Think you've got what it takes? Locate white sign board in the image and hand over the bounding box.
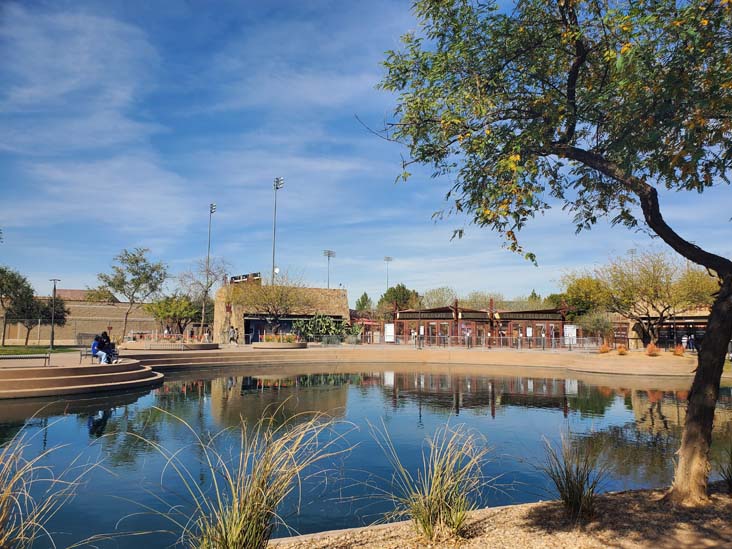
[526,327,533,338]
[384,323,395,343]
[564,324,578,345]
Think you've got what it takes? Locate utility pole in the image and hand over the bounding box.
[200,203,216,339]
[272,177,285,284]
[384,256,393,292]
[49,278,60,350]
[323,250,335,289]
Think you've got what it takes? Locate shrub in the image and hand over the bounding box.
[646,343,661,357]
[598,343,610,354]
[371,422,489,541]
[539,433,607,521]
[139,407,342,549]
[673,344,685,357]
[617,345,628,355]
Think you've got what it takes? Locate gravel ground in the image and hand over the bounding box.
[269,483,732,548]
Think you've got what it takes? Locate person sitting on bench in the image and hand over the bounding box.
[99,331,119,362]
[91,335,110,364]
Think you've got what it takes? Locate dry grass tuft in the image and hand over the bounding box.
[0,426,83,548]
[370,422,490,541]
[133,406,345,549]
[616,345,628,355]
[598,343,610,354]
[673,344,685,357]
[538,433,608,521]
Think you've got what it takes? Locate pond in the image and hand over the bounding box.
[1,364,731,548]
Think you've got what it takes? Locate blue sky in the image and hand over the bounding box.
[1,0,730,306]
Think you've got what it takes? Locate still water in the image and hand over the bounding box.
[2,364,731,548]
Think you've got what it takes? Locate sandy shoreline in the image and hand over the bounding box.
[269,482,732,548]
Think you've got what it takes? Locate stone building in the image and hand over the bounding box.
[0,289,158,345]
[213,274,350,344]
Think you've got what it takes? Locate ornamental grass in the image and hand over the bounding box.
[538,433,608,521]
[0,426,83,548]
[132,406,345,549]
[370,422,490,541]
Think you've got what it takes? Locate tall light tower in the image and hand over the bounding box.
[384,256,393,292]
[323,250,336,289]
[200,203,216,338]
[272,177,285,284]
[49,278,60,350]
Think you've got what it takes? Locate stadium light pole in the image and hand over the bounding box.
[200,203,216,339]
[323,250,336,289]
[49,278,60,350]
[272,177,285,284]
[384,256,393,292]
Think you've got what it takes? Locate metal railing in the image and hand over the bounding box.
[393,335,605,350]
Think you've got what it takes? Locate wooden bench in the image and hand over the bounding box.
[79,348,96,364]
[0,354,50,366]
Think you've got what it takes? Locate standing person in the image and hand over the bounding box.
[228,326,236,344]
[682,335,688,349]
[234,327,240,344]
[688,333,695,350]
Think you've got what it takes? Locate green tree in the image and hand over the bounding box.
[377,283,420,319]
[576,310,614,341]
[145,294,199,336]
[92,248,168,338]
[561,275,611,321]
[596,251,717,345]
[381,0,732,503]
[355,292,373,311]
[0,266,33,346]
[422,286,457,308]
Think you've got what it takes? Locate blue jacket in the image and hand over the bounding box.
[91,340,99,356]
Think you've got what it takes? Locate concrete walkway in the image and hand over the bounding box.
[2,345,726,380]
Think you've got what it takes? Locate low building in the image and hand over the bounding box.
[0,289,158,345]
[213,274,350,344]
[395,303,567,346]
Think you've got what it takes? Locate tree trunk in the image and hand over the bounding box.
[666,275,732,505]
[24,326,31,346]
[122,304,133,340]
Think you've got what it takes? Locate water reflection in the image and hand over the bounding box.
[1,368,732,546]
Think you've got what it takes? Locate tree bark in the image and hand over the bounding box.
[666,274,732,504]
[551,144,732,504]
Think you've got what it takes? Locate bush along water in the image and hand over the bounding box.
[370,422,490,541]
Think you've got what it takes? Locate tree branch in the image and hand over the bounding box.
[550,144,732,276]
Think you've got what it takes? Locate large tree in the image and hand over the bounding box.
[178,257,229,336]
[381,0,732,503]
[145,294,199,336]
[595,251,717,344]
[232,275,313,334]
[0,266,33,346]
[91,248,168,338]
[377,283,421,319]
[422,286,458,308]
[355,292,374,312]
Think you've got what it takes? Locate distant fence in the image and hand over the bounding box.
[0,317,158,346]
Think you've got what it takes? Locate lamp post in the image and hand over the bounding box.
[272,177,285,284]
[384,256,393,292]
[323,250,335,289]
[200,203,216,339]
[49,278,60,350]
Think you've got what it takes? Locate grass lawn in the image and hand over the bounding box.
[0,346,77,355]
